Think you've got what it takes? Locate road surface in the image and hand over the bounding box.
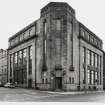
[0,87,105,102]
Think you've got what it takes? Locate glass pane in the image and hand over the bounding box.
[56,19,61,30]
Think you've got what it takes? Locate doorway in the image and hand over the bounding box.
[28,79,32,88]
[55,77,62,89]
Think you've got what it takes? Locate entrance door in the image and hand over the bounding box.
[28,79,32,88]
[55,77,62,89]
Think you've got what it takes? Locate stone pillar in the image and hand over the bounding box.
[27,47,29,87]
[85,49,88,90]
[12,54,14,83]
[8,54,10,83]
[32,41,36,88]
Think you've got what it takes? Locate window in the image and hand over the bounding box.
[10,54,13,78]
[46,78,48,84]
[36,20,40,34]
[29,26,35,36]
[42,79,44,84]
[100,56,102,85]
[91,71,94,85]
[87,70,90,84]
[82,71,85,84]
[95,54,98,68]
[19,34,24,41]
[91,52,94,66]
[43,20,47,34]
[69,22,73,66]
[82,30,85,37]
[82,47,86,64]
[55,38,61,62]
[14,53,18,67]
[18,51,22,66]
[23,49,27,66]
[90,35,94,43]
[69,22,73,41]
[24,30,29,39]
[43,20,47,60]
[15,37,19,44]
[56,19,61,31]
[69,77,74,84]
[23,32,26,39]
[87,50,91,65]
[29,46,32,75]
[95,71,98,84]
[72,77,74,84]
[87,33,90,41]
[69,77,71,84]
[45,39,47,56]
[82,47,86,84]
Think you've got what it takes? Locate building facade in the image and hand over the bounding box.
[103,52,105,90]
[0,49,7,84]
[7,2,103,91]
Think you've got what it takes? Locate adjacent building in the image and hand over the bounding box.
[7,2,103,91]
[0,49,7,84]
[103,52,105,90]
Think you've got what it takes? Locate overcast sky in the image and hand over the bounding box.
[0,0,105,50]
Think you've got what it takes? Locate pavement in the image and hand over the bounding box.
[44,90,104,95]
[0,87,105,102]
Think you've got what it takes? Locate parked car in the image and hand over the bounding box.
[4,82,15,88]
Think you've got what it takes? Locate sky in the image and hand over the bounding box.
[0,0,105,50]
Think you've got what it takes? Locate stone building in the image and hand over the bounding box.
[7,2,103,91]
[0,49,7,84]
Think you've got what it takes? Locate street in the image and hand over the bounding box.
[0,87,105,102]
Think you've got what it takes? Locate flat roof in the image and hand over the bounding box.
[79,21,103,43]
[8,19,40,41]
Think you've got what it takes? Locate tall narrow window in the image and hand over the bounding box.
[87,50,90,65]
[42,20,47,71]
[14,53,18,67]
[82,47,86,84]
[95,54,98,68]
[43,20,47,56]
[82,47,85,64]
[56,19,61,31]
[95,71,98,84]
[18,51,22,67]
[69,77,71,84]
[23,49,27,66]
[23,48,27,83]
[72,77,74,84]
[87,33,90,41]
[82,30,85,37]
[29,26,35,36]
[20,34,23,41]
[91,71,94,85]
[100,56,102,85]
[91,52,94,66]
[10,54,13,81]
[70,21,73,67]
[29,46,32,75]
[43,20,47,35]
[87,70,90,84]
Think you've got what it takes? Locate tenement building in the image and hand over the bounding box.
[0,49,7,85]
[7,2,103,91]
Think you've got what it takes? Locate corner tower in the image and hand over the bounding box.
[40,2,78,90]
